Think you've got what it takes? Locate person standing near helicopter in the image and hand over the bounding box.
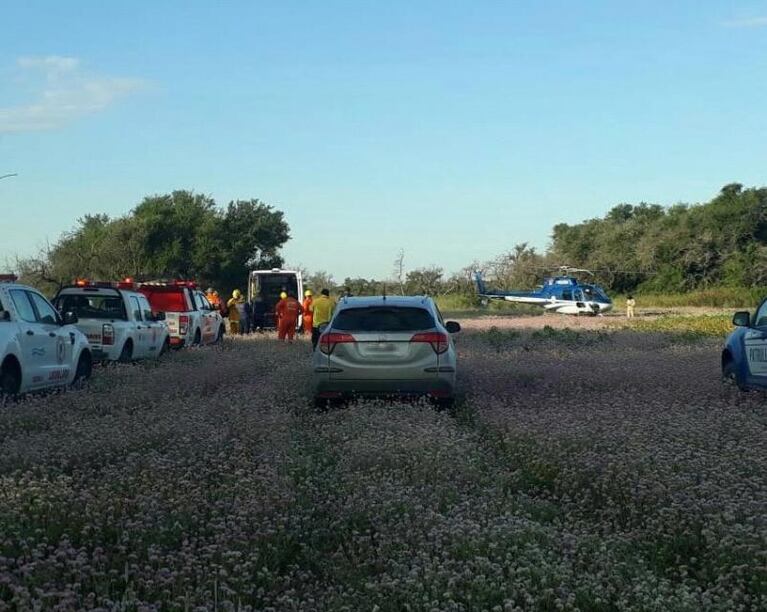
[626,295,636,318]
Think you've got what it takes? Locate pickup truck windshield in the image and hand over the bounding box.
[56,294,127,320]
[332,307,435,332]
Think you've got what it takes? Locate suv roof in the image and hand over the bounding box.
[335,295,435,309]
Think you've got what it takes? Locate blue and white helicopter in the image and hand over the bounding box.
[473,267,613,315]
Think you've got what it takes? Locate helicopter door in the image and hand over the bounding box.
[573,288,586,308]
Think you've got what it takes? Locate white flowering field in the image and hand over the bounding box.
[1,320,766,611]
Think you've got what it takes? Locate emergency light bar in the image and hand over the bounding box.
[0,274,18,283]
[140,279,198,289]
[71,279,135,290]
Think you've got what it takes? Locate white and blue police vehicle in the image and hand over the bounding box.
[722,301,767,390]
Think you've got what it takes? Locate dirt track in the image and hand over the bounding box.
[1,320,766,610]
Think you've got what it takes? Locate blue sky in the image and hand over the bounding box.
[1,1,766,280]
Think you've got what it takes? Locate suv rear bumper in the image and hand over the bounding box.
[313,376,454,399]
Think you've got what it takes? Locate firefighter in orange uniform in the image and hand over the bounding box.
[206,287,221,309]
[302,290,314,335]
[275,291,303,342]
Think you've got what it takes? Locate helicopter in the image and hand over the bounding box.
[473,266,613,315]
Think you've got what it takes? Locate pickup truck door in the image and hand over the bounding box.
[194,292,215,343]
[27,290,73,384]
[138,295,163,355]
[128,295,149,358]
[9,289,51,388]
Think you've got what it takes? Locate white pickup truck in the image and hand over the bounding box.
[54,282,170,362]
[1,275,92,396]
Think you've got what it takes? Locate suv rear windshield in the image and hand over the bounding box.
[56,293,127,320]
[332,306,435,332]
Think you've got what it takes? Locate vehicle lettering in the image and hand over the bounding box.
[48,368,70,381]
[31,348,45,357]
[749,347,767,362]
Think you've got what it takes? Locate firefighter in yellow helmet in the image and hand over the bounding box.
[275,291,303,342]
[227,289,244,335]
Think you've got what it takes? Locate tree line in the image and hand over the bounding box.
[14,182,767,299]
[15,190,290,295]
[307,183,767,297]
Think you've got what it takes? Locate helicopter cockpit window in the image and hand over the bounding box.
[586,286,609,302]
[561,290,573,301]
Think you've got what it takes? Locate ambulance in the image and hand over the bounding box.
[247,269,304,329]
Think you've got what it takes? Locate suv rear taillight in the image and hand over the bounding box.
[179,315,190,336]
[410,332,449,354]
[102,324,115,346]
[319,332,355,354]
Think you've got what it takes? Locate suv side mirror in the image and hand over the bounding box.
[154,312,166,322]
[62,311,79,325]
[445,321,461,334]
[733,311,750,327]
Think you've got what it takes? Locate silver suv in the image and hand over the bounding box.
[311,296,460,406]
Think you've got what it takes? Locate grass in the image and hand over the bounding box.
[435,294,543,319]
[3,328,767,609]
[613,287,765,309]
[621,314,734,338]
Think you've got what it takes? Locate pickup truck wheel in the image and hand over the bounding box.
[215,325,225,344]
[0,359,21,397]
[72,351,92,388]
[193,329,202,346]
[118,341,133,363]
[159,337,170,357]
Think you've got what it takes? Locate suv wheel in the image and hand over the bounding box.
[722,359,746,391]
[193,329,202,346]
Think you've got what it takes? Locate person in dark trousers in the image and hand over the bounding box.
[235,294,249,335]
[251,293,267,332]
[242,300,252,335]
[310,288,335,350]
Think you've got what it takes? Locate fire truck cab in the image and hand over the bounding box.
[138,281,225,348]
